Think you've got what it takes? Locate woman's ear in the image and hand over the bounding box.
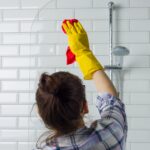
[81,100,89,114]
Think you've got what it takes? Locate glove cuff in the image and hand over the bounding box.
[76,51,104,80]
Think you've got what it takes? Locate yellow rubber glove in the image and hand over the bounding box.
[62,21,103,80]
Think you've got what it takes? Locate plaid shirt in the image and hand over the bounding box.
[35,93,128,150]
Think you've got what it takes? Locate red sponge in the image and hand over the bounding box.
[62,19,79,65]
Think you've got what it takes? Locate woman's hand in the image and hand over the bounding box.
[62,21,90,56]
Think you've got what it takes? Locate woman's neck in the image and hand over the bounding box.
[54,119,85,137]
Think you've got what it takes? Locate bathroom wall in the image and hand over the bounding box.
[0,0,150,149]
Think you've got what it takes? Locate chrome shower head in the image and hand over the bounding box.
[112,46,129,56]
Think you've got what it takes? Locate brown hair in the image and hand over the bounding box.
[36,71,86,137]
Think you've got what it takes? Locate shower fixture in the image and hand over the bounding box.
[112,46,129,56]
[104,1,129,80]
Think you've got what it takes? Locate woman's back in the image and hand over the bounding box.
[35,93,127,150]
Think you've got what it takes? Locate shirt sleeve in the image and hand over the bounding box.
[96,92,128,134]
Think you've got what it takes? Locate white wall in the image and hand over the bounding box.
[0,0,150,150]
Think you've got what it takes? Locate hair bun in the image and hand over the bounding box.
[39,73,49,88]
[39,72,58,95]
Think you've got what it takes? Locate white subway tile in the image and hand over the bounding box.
[0,32,3,43]
[3,33,37,44]
[0,142,17,150]
[127,44,150,55]
[128,130,150,142]
[93,0,129,7]
[0,22,19,32]
[76,8,149,20]
[126,143,131,150]
[129,118,150,129]
[93,20,108,32]
[0,69,17,79]
[38,33,67,44]
[122,93,130,104]
[130,0,150,7]
[21,21,56,32]
[19,69,37,80]
[0,117,17,128]
[93,20,129,31]
[123,80,150,92]
[37,56,74,67]
[1,81,35,91]
[18,117,44,129]
[1,105,32,116]
[19,93,35,104]
[114,32,149,43]
[88,32,109,44]
[75,9,108,19]
[0,0,19,9]
[123,56,149,68]
[112,69,130,80]
[0,57,2,67]
[130,93,150,104]
[86,92,93,105]
[18,142,36,150]
[2,57,36,67]
[56,44,68,55]
[0,93,17,104]
[57,0,92,8]
[0,45,18,56]
[19,68,55,79]
[20,45,55,56]
[130,20,150,31]
[115,8,149,19]
[0,130,35,142]
[3,9,38,21]
[39,9,74,20]
[129,68,150,80]
[93,44,109,55]
[131,143,150,150]
[83,80,97,92]
[21,0,56,8]
[0,11,2,21]
[79,20,93,31]
[126,105,150,117]
[96,56,109,65]
[20,45,42,56]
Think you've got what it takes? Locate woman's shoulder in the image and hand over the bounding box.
[33,130,56,150]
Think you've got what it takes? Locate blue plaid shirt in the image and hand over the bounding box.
[35,93,128,150]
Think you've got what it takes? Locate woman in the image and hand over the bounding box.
[35,20,128,150]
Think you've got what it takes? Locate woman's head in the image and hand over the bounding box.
[36,71,88,135]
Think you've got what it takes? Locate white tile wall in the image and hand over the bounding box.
[93,0,130,7]
[57,0,92,8]
[3,10,38,21]
[0,45,19,56]
[130,0,150,7]
[39,9,74,20]
[0,0,150,150]
[0,142,17,150]
[21,0,56,9]
[0,0,20,9]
